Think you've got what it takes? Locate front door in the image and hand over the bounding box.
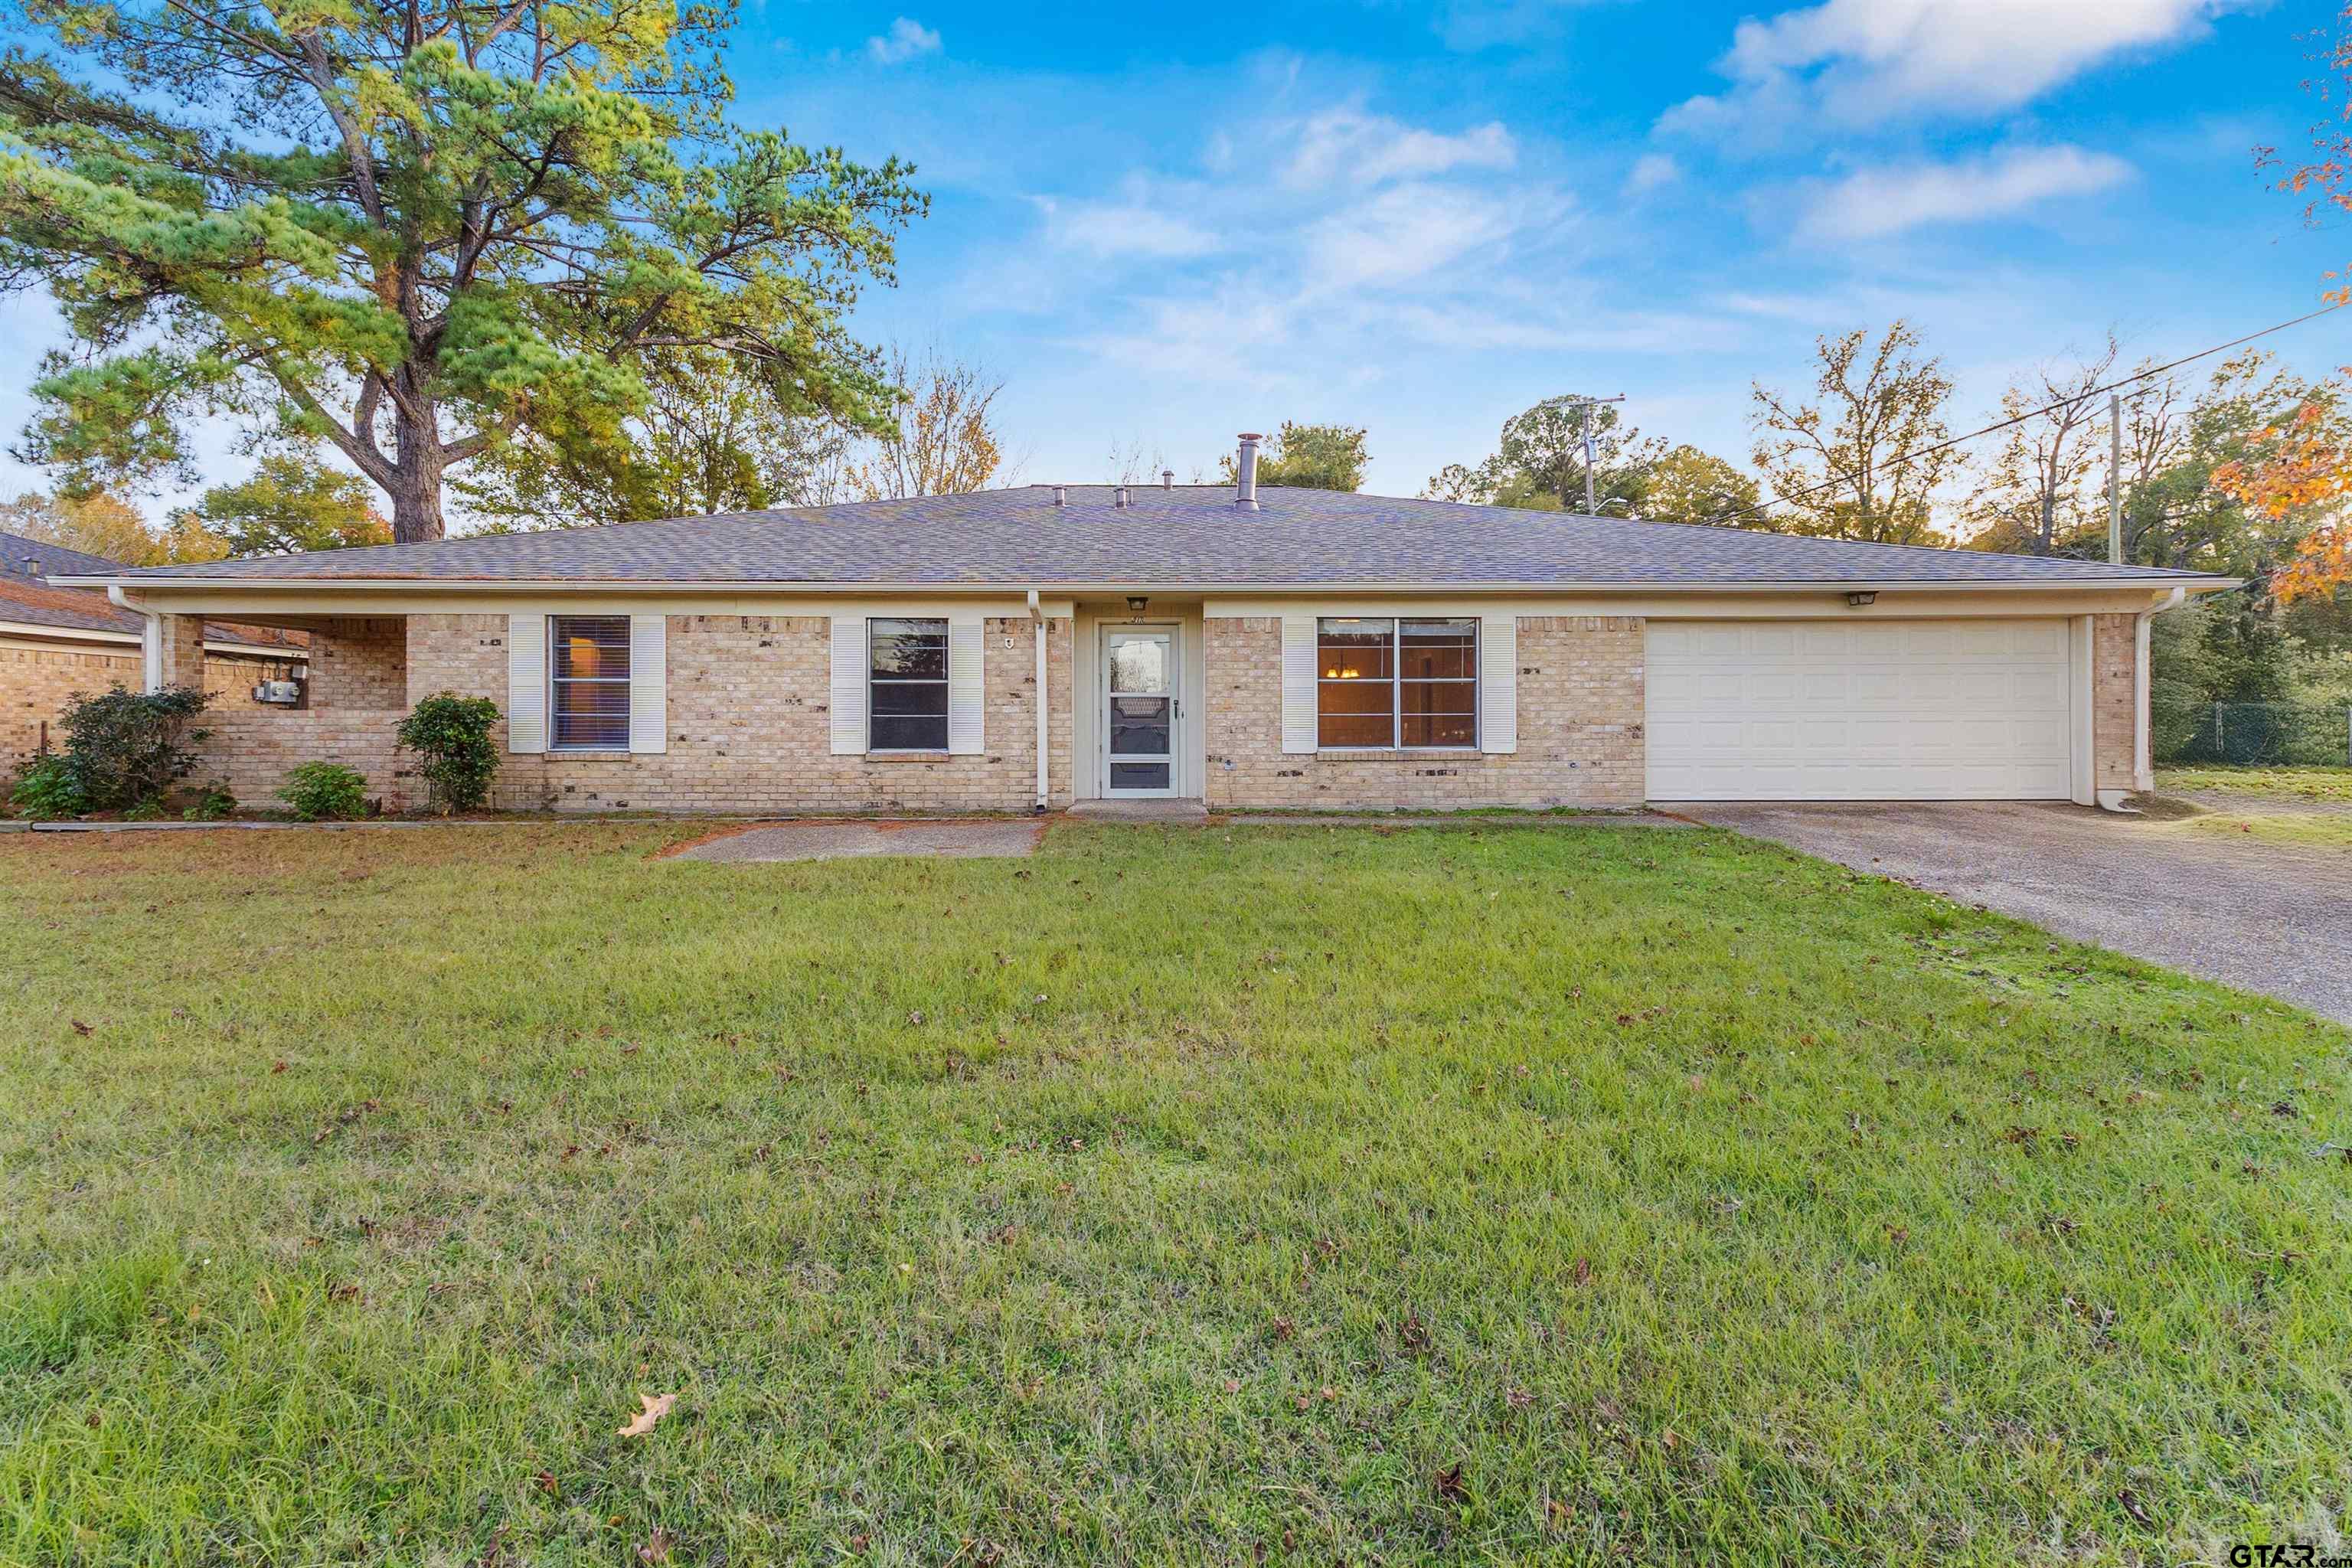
[1103,627,1179,797]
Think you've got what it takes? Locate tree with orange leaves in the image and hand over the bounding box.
[2233,5,2352,602]
[2213,395,2352,602]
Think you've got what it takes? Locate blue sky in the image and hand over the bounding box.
[3,0,2345,510]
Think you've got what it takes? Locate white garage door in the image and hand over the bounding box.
[1646,619,2075,801]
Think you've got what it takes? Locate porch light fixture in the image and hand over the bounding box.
[1846,591,1877,607]
[1126,596,1148,612]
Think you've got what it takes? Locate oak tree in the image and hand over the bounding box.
[1220,422,1370,492]
[1965,335,2121,558]
[188,454,391,554]
[845,343,1008,501]
[1749,322,1957,545]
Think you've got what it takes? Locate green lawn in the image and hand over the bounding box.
[2158,765,2352,802]
[2,822,2346,1565]
[2181,812,2352,848]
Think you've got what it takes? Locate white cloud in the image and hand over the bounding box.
[1663,0,2249,137]
[865,17,941,66]
[1791,145,2135,243]
[1282,106,1517,190]
[1031,195,1223,260]
[1624,153,1681,196]
[1305,184,1524,289]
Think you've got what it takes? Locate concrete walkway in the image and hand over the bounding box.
[1677,800,2352,1024]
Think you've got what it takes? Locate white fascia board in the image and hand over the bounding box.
[0,618,303,658]
[52,577,2239,608]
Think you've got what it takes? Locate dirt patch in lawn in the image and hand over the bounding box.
[666,818,1047,862]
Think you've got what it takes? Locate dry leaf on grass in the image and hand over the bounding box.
[616,1392,676,1437]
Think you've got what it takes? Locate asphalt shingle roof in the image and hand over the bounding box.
[3,531,128,586]
[2,531,305,648]
[65,488,2225,588]
[0,572,140,634]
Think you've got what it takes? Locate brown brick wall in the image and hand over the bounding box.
[2092,612,2138,794]
[1201,615,1647,810]
[183,616,413,810]
[2,642,291,773]
[309,617,407,708]
[2,645,141,768]
[194,711,407,812]
[406,612,1075,814]
[156,613,205,691]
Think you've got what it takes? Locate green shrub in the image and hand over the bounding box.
[182,781,237,822]
[278,761,369,822]
[395,692,502,813]
[57,684,210,812]
[122,796,166,822]
[7,756,83,820]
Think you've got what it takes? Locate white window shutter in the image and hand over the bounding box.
[506,612,546,754]
[947,616,985,754]
[1280,613,1318,753]
[627,614,667,754]
[829,616,867,755]
[1479,613,1518,754]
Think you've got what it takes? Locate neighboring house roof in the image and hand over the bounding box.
[2,531,126,583]
[1,530,306,652]
[57,488,2228,590]
[0,571,140,635]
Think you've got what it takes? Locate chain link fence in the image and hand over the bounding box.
[2154,701,2352,767]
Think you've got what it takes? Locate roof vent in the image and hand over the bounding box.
[1161,469,1174,491]
[1115,485,1131,508]
[1235,433,1263,512]
[1052,485,1066,506]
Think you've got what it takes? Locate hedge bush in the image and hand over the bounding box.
[278,761,370,822]
[8,756,84,820]
[396,692,502,813]
[57,684,210,812]
[182,781,237,821]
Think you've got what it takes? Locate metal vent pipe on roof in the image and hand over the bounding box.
[1161,469,1174,490]
[1052,485,1066,506]
[1115,485,1131,508]
[1235,433,1263,511]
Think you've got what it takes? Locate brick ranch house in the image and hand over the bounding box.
[53,440,2233,815]
[4,531,308,769]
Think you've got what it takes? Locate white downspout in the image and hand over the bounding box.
[109,585,162,693]
[1027,589,1048,812]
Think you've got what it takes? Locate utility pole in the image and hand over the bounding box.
[1550,394,1626,514]
[2109,392,2124,566]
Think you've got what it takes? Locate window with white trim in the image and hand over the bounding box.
[1316,617,1478,749]
[869,617,950,750]
[550,616,631,750]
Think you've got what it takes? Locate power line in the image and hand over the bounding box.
[1701,299,2347,531]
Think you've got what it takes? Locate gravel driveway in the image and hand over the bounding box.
[1674,801,2352,1024]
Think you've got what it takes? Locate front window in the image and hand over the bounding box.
[869,617,949,750]
[550,616,630,750]
[1317,617,1478,749]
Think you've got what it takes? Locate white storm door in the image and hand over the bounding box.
[1103,627,1179,798]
